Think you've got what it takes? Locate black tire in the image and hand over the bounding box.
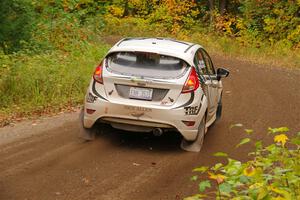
[180,117,205,152]
[215,93,223,122]
[216,101,222,121]
[79,108,96,141]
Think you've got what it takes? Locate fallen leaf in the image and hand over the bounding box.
[82,177,90,185]
[133,162,140,166]
[236,138,251,148]
[230,123,243,129]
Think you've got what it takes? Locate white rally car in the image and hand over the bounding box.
[79,37,229,152]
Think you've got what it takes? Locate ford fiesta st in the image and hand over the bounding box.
[79,37,229,152]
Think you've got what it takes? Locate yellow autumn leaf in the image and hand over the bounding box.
[267,186,292,199]
[274,134,289,147]
[208,172,226,184]
[272,197,285,200]
[243,165,256,177]
[249,182,263,189]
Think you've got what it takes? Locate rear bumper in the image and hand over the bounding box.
[84,91,208,141]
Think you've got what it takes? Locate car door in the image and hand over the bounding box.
[199,49,221,122]
[193,49,214,122]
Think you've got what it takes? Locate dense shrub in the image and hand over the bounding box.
[237,0,300,47]
[185,126,300,200]
[0,0,36,54]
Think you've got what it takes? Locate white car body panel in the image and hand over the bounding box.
[83,38,224,141]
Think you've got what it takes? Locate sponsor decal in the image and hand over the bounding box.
[160,100,168,105]
[184,106,200,115]
[86,92,97,103]
[124,105,152,112]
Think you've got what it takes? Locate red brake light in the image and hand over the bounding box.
[86,108,96,114]
[93,63,103,84]
[182,67,200,93]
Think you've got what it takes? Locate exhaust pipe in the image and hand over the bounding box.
[153,128,163,136]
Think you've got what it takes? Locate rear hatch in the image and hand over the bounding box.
[102,51,190,106]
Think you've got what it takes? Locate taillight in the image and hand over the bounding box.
[86,108,96,114]
[93,63,103,84]
[182,67,200,93]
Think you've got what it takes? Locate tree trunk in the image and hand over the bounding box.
[122,0,129,17]
[0,42,8,55]
[219,0,227,15]
[208,0,215,25]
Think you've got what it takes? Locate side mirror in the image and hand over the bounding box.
[216,68,230,81]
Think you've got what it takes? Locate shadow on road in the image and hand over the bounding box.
[91,123,184,153]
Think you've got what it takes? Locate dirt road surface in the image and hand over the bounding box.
[0,56,299,200]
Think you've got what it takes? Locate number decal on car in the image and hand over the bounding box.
[184,106,200,115]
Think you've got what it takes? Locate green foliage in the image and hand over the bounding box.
[199,180,211,193]
[237,0,300,48]
[186,127,300,199]
[0,0,36,54]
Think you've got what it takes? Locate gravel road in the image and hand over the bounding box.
[0,55,299,200]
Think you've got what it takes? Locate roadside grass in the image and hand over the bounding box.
[0,42,110,125]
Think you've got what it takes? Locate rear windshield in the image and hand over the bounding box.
[107,52,188,79]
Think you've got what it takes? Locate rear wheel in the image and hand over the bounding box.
[79,108,96,141]
[180,117,206,152]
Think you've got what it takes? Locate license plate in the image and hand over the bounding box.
[129,87,153,100]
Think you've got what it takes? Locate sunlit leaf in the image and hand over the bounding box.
[213,152,228,157]
[257,187,268,200]
[198,180,211,192]
[236,138,251,148]
[230,123,243,129]
[268,127,289,134]
[239,175,249,183]
[266,144,276,152]
[208,172,226,184]
[244,129,253,134]
[212,163,223,171]
[219,183,232,194]
[193,166,209,173]
[268,186,292,199]
[184,194,207,200]
[255,141,262,150]
[243,165,256,177]
[190,175,198,181]
[274,134,288,147]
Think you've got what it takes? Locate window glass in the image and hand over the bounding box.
[193,50,207,74]
[201,49,215,75]
[108,52,188,79]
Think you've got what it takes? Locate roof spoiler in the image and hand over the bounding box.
[116,37,193,48]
